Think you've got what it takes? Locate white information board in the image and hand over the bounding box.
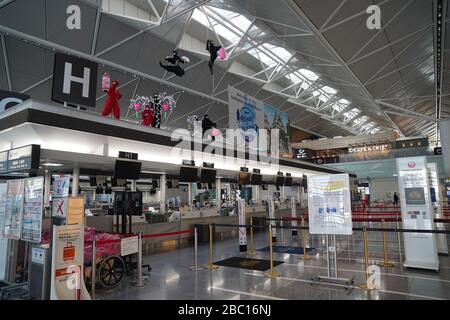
[0,183,8,280]
[428,162,448,255]
[307,174,352,235]
[3,179,25,239]
[121,236,139,256]
[396,156,439,271]
[21,177,44,243]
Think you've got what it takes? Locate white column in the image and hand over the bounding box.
[440,120,450,177]
[160,173,166,214]
[44,169,51,207]
[188,183,192,207]
[254,185,260,203]
[281,186,285,201]
[130,180,136,191]
[297,185,301,203]
[216,177,221,209]
[72,167,80,197]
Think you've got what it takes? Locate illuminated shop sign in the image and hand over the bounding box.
[348,143,389,153]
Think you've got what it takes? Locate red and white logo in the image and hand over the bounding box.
[407,161,416,168]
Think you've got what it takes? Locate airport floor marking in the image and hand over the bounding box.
[210,286,286,300]
[244,273,444,300]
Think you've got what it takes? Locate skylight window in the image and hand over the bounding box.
[322,86,337,95]
[343,108,360,120]
[298,69,319,81]
[354,116,368,126]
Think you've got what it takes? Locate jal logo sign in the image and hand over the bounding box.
[52,53,98,108]
[408,161,416,168]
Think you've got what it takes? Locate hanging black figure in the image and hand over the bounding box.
[206,40,222,75]
[159,50,190,77]
[202,114,217,141]
[151,93,162,128]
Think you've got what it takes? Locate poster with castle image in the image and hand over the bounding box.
[263,103,292,157]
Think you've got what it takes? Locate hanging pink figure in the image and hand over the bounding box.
[102,80,122,119]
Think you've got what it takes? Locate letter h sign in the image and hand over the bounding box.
[52,53,98,108]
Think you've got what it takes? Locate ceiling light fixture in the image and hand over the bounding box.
[42,163,64,167]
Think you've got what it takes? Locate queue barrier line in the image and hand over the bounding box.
[142,229,193,239]
[211,223,450,234]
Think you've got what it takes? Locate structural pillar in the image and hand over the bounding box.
[44,169,51,207]
[216,177,221,210]
[188,183,192,208]
[72,167,80,197]
[440,120,450,177]
[160,173,166,214]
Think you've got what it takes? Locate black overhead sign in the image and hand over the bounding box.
[0,145,40,174]
[0,89,30,112]
[52,53,98,108]
[119,151,138,160]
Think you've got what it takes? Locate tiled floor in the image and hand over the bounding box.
[96,227,450,300]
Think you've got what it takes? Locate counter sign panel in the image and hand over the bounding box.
[0,151,7,174]
[6,145,40,172]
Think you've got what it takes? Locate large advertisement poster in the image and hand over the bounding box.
[307,174,352,235]
[228,86,265,147]
[3,179,25,239]
[21,177,44,243]
[0,184,8,280]
[396,156,439,271]
[264,103,291,156]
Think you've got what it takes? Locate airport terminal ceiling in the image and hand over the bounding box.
[0,0,447,144]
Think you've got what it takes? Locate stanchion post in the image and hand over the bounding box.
[91,240,96,300]
[204,224,219,269]
[248,217,257,256]
[264,224,280,278]
[359,226,373,290]
[380,219,394,267]
[190,228,203,271]
[136,232,144,286]
[299,217,311,260]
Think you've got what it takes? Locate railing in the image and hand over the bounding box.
[337,147,435,163]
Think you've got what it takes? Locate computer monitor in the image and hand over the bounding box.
[250,174,262,185]
[200,169,216,183]
[179,166,198,182]
[114,159,142,180]
[238,172,251,184]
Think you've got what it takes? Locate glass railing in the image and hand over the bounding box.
[330,147,435,163]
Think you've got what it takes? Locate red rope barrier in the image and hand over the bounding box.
[142,229,193,239]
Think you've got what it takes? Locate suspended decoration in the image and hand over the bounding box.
[218,47,227,61]
[128,95,151,121]
[160,94,176,120]
[102,72,111,92]
[206,40,222,75]
[186,115,199,129]
[159,50,190,77]
[101,80,121,119]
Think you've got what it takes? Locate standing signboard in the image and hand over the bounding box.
[396,157,439,271]
[3,179,25,239]
[50,224,89,300]
[237,198,247,252]
[52,175,71,224]
[67,197,84,226]
[0,183,8,280]
[21,177,44,243]
[53,175,71,198]
[307,174,352,235]
[290,197,298,236]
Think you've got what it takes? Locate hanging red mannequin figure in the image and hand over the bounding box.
[141,104,153,126]
[102,80,121,119]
